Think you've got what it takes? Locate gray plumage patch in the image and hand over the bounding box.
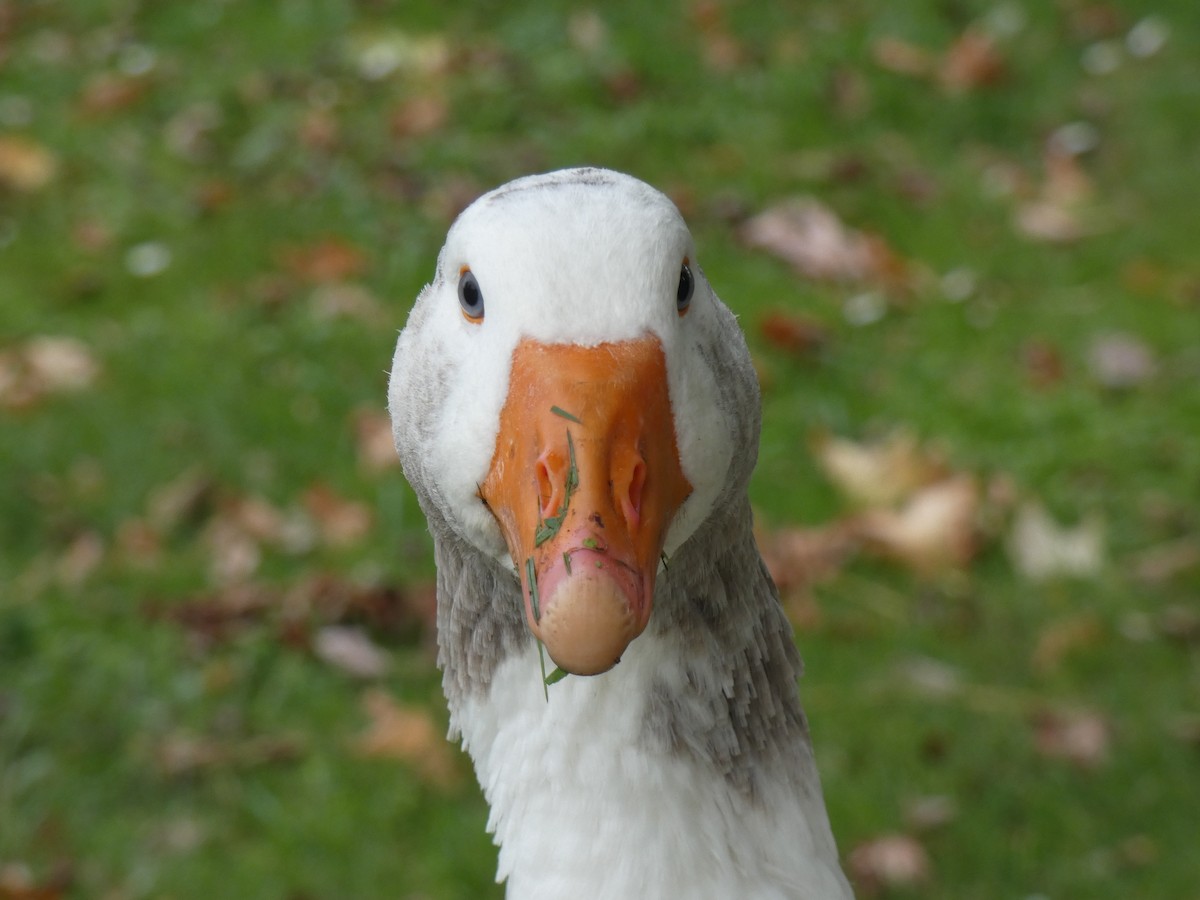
[643,496,815,802]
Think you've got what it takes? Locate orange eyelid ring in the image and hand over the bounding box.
[458,265,485,323]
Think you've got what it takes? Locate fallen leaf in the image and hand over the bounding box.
[739,198,908,288]
[1009,502,1104,580]
[688,0,745,73]
[811,430,947,509]
[1032,708,1111,769]
[353,409,399,474]
[1131,537,1200,584]
[155,732,304,777]
[353,688,459,787]
[390,94,449,140]
[758,522,858,593]
[146,467,216,534]
[847,834,931,895]
[1020,338,1066,388]
[1015,149,1103,243]
[939,28,1007,93]
[1157,604,1200,647]
[314,625,391,679]
[303,484,373,547]
[904,794,958,833]
[1086,332,1157,388]
[758,311,829,358]
[277,238,368,283]
[0,135,57,191]
[0,337,100,410]
[1032,614,1104,674]
[871,36,934,76]
[205,514,262,584]
[856,475,979,574]
[55,531,104,587]
[309,282,385,324]
[344,30,450,81]
[0,861,68,900]
[78,72,151,116]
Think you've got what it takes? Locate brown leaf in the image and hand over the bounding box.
[855,475,980,575]
[904,794,958,833]
[0,862,68,900]
[303,484,373,547]
[1032,708,1111,769]
[390,94,449,140]
[871,36,934,76]
[277,238,368,283]
[1015,150,1103,243]
[939,28,1006,93]
[1131,537,1200,584]
[811,430,948,509]
[847,834,931,895]
[146,467,216,534]
[0,337,100,410]
[55,531,105,587]
[1020,338,1066,388]
[155,732,304,777]
[314,625,390,679]
[78,72,150,116]
[0,136,57,192]
[353,409,399,474]
[758,311,829,358]
[758,523,858,593]
[1032,614,1104,675]
[353,688,459,787]
[740,199,907,287]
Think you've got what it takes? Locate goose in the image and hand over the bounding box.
[388,167,854,899]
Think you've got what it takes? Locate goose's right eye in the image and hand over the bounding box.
[459,269,485,322]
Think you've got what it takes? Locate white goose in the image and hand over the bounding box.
[388,168,853,899]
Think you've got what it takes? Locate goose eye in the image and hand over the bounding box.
[676,262,694,314]
[458,269,485,321]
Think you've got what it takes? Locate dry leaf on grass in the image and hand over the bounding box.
[353,409,399,474]
[1009,502,1104,580]
[739,198,908,288]
[811,430,947,509]
[758,522,859,593]
[1087,332,1157,389]
[1015,149,1105,243]
[1032,614,1104,674]
[1032,708,1112,769]
[314,625,390,679]
[0,862,69,900]
[939,28,1007,92]
[847,833,931,895]
[1131,537,1200,584]
[353,688,459,787]
[0,136,58,192]
[871,36,934,76]
[303,484,373,547]
[0,337,100,410]
[277,237,368,283]
[855,475,980,575]
[155,732,305,777]
[758,311,829,358]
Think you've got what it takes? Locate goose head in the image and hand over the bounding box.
[389,167,760,676]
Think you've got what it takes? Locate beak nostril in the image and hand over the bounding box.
[623,459,646,528]
[535,454,559,521]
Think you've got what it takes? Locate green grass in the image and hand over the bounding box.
[2,1,1198,897]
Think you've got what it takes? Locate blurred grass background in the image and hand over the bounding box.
[1,0,1198,897]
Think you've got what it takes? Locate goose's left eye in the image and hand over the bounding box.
[459,269,485,321]
[676,262,694,315]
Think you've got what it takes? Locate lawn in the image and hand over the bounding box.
[1,1,1198,898]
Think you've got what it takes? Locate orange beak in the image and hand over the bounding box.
[479,337,692,675]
